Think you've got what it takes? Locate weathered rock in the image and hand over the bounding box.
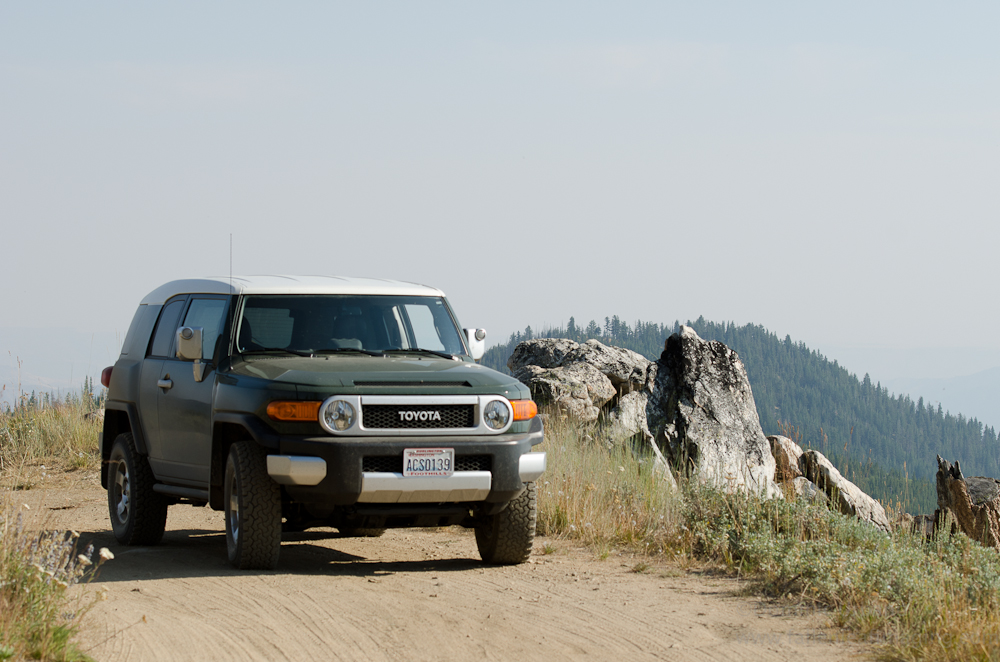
[509,328,782,498]
[966,475,1000,506]
[512,361,616,423]
[799,450,890,532]
[647,326,780,498]
[507,338,580,373]
[935,455,1000,550]
[792,476,827,504]
[509,338,650,423]
[564,340,651,393]
[608,391,652,440]
[769,435,803,483]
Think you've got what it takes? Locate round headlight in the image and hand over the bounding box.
[483,400,511,430]
[322,399,356,431]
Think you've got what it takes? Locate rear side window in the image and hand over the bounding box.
[148,299,186,358]
[119,306,145,356]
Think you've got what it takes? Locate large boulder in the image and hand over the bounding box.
[935,455,1000,550]
[564,340,651,393]
[800,450,890,532]
[647,326,780,498]
[511,362,616,422]
[508,327,781,498]
[508,338,650,423]
[508,338,580,372]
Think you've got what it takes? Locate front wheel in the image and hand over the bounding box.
[225,441,282,570]
[107,433,168,545]
[475,482,537,565]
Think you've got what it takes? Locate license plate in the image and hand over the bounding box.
[403,448,454,477]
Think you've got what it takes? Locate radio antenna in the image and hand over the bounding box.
[229,233,233,291]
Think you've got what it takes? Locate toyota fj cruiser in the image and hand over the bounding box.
[99,276,545,570]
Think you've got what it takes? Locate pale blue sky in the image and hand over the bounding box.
[3,3,1000,413]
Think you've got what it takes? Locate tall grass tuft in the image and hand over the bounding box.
[537,411,1000,661]
[0,383,104,474]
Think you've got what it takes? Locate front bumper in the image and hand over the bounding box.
[272,415,544,506]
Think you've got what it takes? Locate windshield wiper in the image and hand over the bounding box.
[383,348,460,361]
[313,347,387,357]
[242,347,315,358]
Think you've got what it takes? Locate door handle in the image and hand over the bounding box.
[157,379,173,390]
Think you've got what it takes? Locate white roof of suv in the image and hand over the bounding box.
[140,276,445,305]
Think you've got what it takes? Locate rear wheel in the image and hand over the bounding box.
[225,441,282,570]
[107,433,168,545]
[475,482,536,565]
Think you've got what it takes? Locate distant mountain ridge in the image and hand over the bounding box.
[885,367,1000,432]
[483,316,999,513]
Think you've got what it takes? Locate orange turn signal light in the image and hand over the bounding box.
[510,400,537,421]
[267,401,321,422]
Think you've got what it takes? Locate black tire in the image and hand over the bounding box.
[107,432,168,546]
[225,441,282,570]
[338,527,386,538]
[475,482,536,565]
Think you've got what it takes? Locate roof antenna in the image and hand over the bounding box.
[229,233,233,292]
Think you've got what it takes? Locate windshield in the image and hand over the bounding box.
[235,295,468,356]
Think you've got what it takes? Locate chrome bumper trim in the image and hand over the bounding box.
[358,471,492,503]
[519,452,547,482]
[267,455,327,486]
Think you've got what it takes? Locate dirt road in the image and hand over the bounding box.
[17,470,869,661]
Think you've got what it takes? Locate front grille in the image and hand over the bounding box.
[362,404,475,429]
[455,455,491,472]
[363,456,400,473]
[362,455,492,473]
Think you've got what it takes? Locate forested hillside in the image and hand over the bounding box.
[484,316,999,513]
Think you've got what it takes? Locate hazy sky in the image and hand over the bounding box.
[3,2,1000,398]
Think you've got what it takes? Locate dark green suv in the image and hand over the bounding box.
[100,276,545,569]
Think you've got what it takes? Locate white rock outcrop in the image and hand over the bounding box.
[800,450,890,532]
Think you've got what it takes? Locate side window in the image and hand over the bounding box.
[183,298,228,360]
[148,299,186,358]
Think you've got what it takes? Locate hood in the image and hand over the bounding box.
[229,354,521,391]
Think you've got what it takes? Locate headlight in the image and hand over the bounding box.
[483,400,511,430]
[322,399,356,431]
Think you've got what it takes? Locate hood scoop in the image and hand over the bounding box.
[353,380,472,388]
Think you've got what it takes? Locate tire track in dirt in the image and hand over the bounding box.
[15,473,871,662]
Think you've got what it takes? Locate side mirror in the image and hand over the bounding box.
[176,327,208,382]
[464,328,486,362]
[176,327,203,361]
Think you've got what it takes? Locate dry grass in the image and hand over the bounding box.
[0,390,103,477]
[536,415,680,557]
[536,411,1000,662]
